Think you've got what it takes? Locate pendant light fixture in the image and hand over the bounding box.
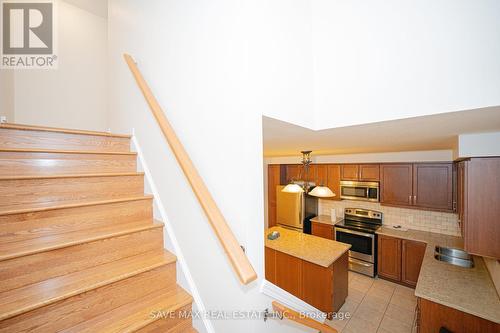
[282,150,311,193]
[281,183,304,193]
[308,185,335,198]
[281,150,335,198]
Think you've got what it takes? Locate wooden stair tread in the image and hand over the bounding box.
[0,123,131,138]
[0,250,176,321]
[0,195,153,216]
[0,148,137,155]
[0,171,144,180]
[0,220,163,261]
[0,123,195,330]
[0,265,176,332]
[62,285,193,333]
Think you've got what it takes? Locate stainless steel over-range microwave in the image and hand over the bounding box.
[339,180,379,202]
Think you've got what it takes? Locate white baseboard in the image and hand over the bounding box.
[132,132,214,333]
[260,279,327,323]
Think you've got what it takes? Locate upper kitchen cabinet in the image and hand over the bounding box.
[285,164,301,183]
[413,163,453,211]
[310,164,328,186]
[359,164,380,181]
[326,164,341,200]
[340,164,359,180]
[380,164,413,207]
[458,158,500,259]
[341,164,380,181]
[381,163,454,212]
[268,164,282,227]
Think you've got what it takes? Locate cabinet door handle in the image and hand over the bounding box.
[409,195,412,203]
[414,195,417,203]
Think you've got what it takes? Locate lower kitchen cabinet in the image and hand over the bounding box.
[311,222,334,240]
[378,235,402,281]
[265,247,348,317]
[275,250,302,297]
[378,234,425,287]
[401,239,426,287]
[417,298,500,333]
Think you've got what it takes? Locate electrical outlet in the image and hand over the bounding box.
[0,116,7,123]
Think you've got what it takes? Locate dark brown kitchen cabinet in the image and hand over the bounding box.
[340,164,359,180]
[341,164,380,181]
[275,250,302,298]
[309,164,328,186]
[377,235,402,282]
[456,161,465,237]
[380,164,413,206]
[378,234,425,287]
[267,165,281,228]
[458,158,500,259]
[359,164,380,181]
[418,297,500,333]
[265,247,349,317]
[380,163,454,213]
[413,163,453,211]
[326,164,341,201]
[401,239,426,287]
[285,164,301,183]
[311,222,334,240]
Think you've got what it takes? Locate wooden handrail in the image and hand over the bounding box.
[123,54,257,285]
[272,301,337,333]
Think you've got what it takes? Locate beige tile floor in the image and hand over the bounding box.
[326,271,418,333]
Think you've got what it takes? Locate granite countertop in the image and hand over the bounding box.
[377,226,500,324]
[265,226,351,267]
[310,215,343,226]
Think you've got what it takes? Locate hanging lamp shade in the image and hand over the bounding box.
[281,183,304,193]
[308,186,335,198]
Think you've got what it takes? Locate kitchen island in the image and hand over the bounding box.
[265,226,351,318]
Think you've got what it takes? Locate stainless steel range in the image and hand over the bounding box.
[334,208,382,277]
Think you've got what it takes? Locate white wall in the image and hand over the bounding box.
[108,1,313,332]
[0,70,15,122]
[457,132,500,158]
[311,0,500,129]
[247,0,315,129]
[13,1,108,131]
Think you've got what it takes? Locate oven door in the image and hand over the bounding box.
[335,227,375,263]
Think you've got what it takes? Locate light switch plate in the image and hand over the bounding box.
[0,116,7,123]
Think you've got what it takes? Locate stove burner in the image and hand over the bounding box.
[335,219,381,233]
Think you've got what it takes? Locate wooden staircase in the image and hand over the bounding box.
[0,123,197,332]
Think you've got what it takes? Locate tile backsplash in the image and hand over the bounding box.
[319,199,461,236]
